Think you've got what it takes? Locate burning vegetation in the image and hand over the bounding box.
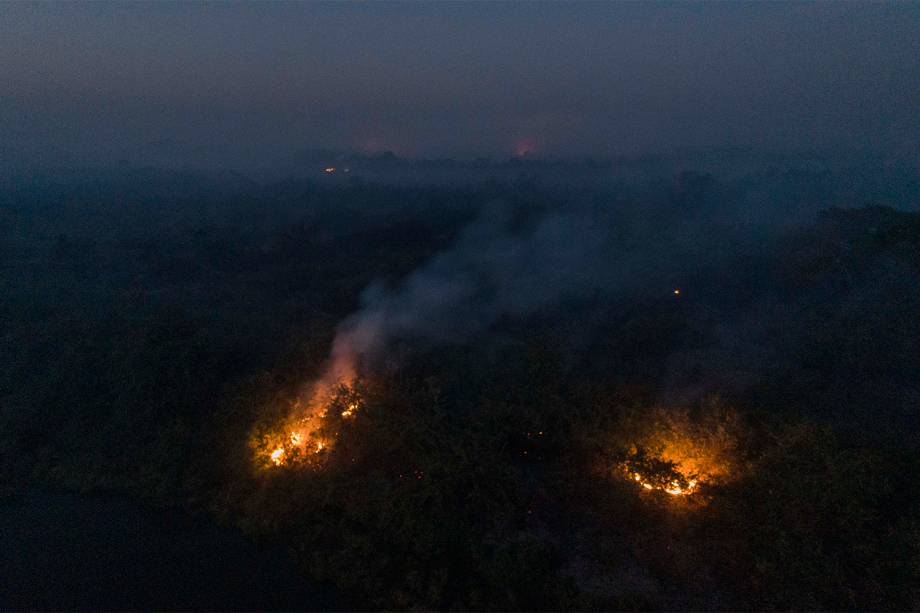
[613,404,741,499]
[6,162,920,610]
[247,308,385,471]
[250,359,363,470]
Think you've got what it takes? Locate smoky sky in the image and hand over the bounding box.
[2,2,918,165]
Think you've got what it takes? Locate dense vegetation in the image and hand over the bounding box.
[1,162,918,609]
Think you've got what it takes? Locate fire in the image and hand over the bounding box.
[631,471,698,496]
[341,402,358,418]
[252,314,382,470]
[258,405,338,469]
[664,479,697,496]
[616,405,740,500]
[256,416,336,469]
[251,356,363,470]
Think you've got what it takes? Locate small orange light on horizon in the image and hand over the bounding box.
[513,137,538,157]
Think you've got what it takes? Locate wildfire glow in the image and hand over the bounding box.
[631,471,698,496]
[258,399,342,469]
[251,348,363,470]
[617,405,740,500]
[513,136,537,157]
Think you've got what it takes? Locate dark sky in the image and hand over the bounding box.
[3,2,918,164]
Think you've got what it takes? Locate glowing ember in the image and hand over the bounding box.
[665,479,697,496]
[341,402,358,418]
[630,471,698,496]
[628,466,699,496]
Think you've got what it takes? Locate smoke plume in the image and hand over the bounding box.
[318,201,624,385]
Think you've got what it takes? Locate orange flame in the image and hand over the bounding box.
[254,347,362,469]
[616,405,739,500]
[631,471,698,496]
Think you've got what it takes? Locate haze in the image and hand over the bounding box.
[3,2,919,169]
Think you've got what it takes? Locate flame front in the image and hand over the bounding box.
[631,471,698,496]
[259,408,334,469]
[252,348,363,470]
[616,406,739,499]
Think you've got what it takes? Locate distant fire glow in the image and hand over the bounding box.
[513,137,537,157]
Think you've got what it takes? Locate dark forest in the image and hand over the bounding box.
[2,153,919,609]
[3,2,920,610]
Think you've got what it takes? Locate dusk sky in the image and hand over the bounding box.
[3,2,918,163]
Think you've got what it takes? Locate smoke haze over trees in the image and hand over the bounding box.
[2,3,919,169]
[2,2,920,610]
[2,155,919,608]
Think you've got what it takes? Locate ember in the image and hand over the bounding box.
[251,365,364,469]
[630,470,698,496]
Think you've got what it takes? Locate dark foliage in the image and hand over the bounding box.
[1,165,918,609]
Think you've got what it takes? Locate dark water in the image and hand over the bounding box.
[0,490,340,611]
